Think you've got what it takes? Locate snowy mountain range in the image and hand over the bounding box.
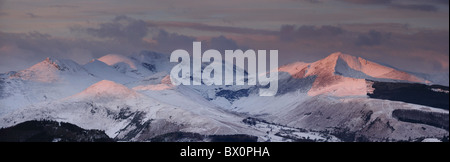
[0,51,448,142]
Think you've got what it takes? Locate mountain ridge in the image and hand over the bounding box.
[0,51,447,142]
[278,52,430,96]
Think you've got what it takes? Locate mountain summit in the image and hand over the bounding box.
[98,54,138,70]
[332,53,426,82]
[279,52,429,96]
[10,57,88,83]
[282,52,427,83]
[71,80,139,101]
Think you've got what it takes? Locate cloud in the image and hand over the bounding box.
[76,18,443,75]
[339,0,443,12]
[49,5,80,8]
[69,16,251,55]
[0,22,243,73]
[339,0,392,4]
[0,44,37,73]
[393,30,449,54]
[0,16,248,73]
[148,21,277,35]
[74,16,273,40]
[292,0,323,4]
[355,30,391,46]
[151,29,197,54]
[422,0,449,5]
[207,35,243,52]
[279,25,344,41]
[0,12,447,79]
[0,0,6,16]
[391,4,438,12]
[228,24,448,76]
[26,13,40,18]
[71,15,149,45]
[0,30,151,73]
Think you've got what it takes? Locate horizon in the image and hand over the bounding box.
[10,49,450,75]
[9,49,449,87]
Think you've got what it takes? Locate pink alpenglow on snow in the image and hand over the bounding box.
[98,54,137,70]
[72,80,140,100]
[278,52,430,96]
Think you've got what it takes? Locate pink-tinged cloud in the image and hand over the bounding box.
[339,0,447,12]
[147,21,278,35]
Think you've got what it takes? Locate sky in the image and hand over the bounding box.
[0,0,449,78]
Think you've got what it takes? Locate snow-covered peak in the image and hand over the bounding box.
[131,51,174,73]
[94,52,175,79]
[33,57,84,72]
[278,52,429,96]
[281,52,427,83]
[83,59,136,84]
[324,52,346,61]
[98,54,137,70]
[10,57,87,83]
[334,53,425,83]
[71,80,139,100]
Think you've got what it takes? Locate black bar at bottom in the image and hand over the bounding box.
[2,142,447,161]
